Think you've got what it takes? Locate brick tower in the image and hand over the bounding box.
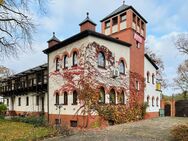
[101,2,147,102]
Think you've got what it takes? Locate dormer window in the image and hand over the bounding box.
[105,21,110,29]
[112,17,118,25]
[64,55,68,68]
[56,58,60,71]
[119,60,125,74]
[98,52,105,68]
[72,52,78,66]
[120,13,126,22]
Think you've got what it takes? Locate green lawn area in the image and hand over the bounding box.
[0,119,58,141]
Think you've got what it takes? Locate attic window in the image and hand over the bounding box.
[112,17,118,25]
[105,21,110,29]
[120,13,126,22]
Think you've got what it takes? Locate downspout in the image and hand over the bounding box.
[47,54,50,122]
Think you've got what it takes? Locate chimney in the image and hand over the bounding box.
[47,32,60,48]
[79,12,96,32]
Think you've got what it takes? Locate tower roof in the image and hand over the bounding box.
[100,3,147,23]
[47,32,60,43]
[79,12,96,26]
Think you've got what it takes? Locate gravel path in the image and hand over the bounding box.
[45,117,188,141]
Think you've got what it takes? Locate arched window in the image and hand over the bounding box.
[55,92,59,105]
[147,72,150,83]
[152,97,154,107]
[119,91,124,104]
[152,74,155,84]
[147,96,150,106]
[109,89,116,104]
[72,91,77,105]
[72,52,78,66]
[119,60,125,74]
[64,55,68,68]
[56,58,60,71]
[156,97,159,107]
[99,87,105,104]
[64,92,68,105]
[98,52,105,68]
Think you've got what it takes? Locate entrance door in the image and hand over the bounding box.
[165,104,171,116]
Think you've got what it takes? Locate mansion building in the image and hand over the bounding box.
[0,4,161,127]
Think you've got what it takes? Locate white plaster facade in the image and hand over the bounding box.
[144,57,161,113]
[48,36,131,116]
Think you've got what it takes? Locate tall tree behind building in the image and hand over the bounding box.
[174,33,188,93]
[0,0,46,59]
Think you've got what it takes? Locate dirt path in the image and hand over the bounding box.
[45,117,188,141]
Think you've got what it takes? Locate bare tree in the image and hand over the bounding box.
[145,47,167,88]
[175,33,188,55]
[174,59,188,92]
[0,0,46,59]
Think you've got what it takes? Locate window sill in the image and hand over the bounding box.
[120,72,125,75]
[98,65,106,69]
[72,103,77,105]
[63,67,68,70]
[72,64,78,68]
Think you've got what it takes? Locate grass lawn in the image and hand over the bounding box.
[0,119,58,141]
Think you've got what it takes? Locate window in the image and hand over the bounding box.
[64,55,68,68]
[136,41,140,48]
[152,97,154,107]
[137,17,140,27]
[7,99,9,106]
[56,58,60,71]
[64,92,68,105]
[55,119,61,125]
[147,72,150,83]
[119,92,124,104]
[135,80,140,91]
[70,120,77,127]
[26,96,29,106]
[55,93,59,105]
[112,17,118,25]
[99,87,105,104]
[119,60,125,74]
[120,13,126,22]
[98,52,105,68]
[18,97,21,106]
[152,74,155,84]
[147,96,149,106]
[72,52,78,66]
[156,97,159,107]
[141,21,144,30]
[36,96,39,106]
[109,89,116,104]
[133,13,136,23]
[72,91,78,105]
[105,21,110,29]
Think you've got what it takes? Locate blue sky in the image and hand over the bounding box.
[1,0,188,95]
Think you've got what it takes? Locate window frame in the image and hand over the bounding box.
[98,87,105,104]
[105,20,110,29]
[18,97,21,106]
[72,91,78,105]
[120,13,126,22]
[152,74,155,84]
[36,95,39,106]
[26,96,29,106]
[72,52,78,66]
[55,58,60,71]
[119,60,125,74]
[64,55,68,69]
[152,97,154,107]
[55,93,59,105]
[98,51,106,68]
[147,72,150,83]
[109,89,116,104]
[64,92,68,105]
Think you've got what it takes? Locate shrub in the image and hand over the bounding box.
[11,116,47,127]
[171,123,188,141]
[56,122,73,136]
[0,104,7,116]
